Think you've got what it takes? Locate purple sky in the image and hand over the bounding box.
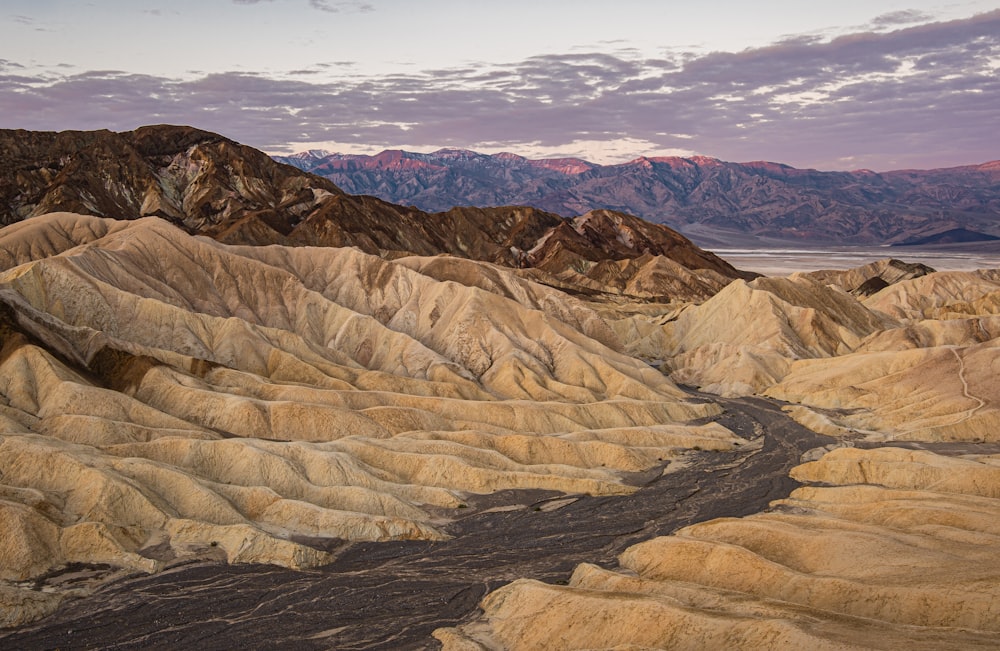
[1,1,998,170]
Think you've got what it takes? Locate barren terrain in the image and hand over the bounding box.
[1,133,999,649]
[1,395,833,649]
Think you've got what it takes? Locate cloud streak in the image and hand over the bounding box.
[870,9,935,27]
[233,0,373,10]
[308,1,374,13]
[1,10,997,170]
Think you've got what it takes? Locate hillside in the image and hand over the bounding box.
[0,126,750,302]
[2,212,1000,648]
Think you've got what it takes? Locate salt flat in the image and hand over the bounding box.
[713,245,1000,275]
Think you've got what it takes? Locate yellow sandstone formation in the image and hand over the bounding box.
[437,447,1000,650]
[0,213,734,624]
[4,212,1000,640]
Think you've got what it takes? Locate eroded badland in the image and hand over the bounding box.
[1,127,999,649]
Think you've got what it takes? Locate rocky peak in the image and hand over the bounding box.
[529,157,595,175]
[129,124,233,156]
[431,148,485,161]
[493,152,527,163]
[0,125,355,240]
[0,125,755,302]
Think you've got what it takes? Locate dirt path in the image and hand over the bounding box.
[950,346,986,425]
[0,396,833,651]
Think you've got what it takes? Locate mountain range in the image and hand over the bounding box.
[275,148,1000,246]
[0,126,749,303]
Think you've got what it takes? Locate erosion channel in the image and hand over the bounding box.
[2,395,835,650]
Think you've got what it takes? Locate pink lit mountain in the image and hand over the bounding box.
[275,149,1000,245]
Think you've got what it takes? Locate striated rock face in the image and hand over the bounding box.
[0,125,345,233]
[654,273,893,396]
[531,209,752,278]
[767,337,1000,442]
[600,257,1000,446]
[0,126,750,302]
[763,268,1000,442]
[0,212,738,625]
[436,446,1000,650]
[277,148,1000,244]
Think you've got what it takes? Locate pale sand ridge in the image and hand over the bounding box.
[0,213,734,626]
[5,212,1000,643]
[437,447,1000,650]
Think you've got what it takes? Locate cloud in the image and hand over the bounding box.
[309,1,374,13]
[871,10,934,28]
[8,13,54,32]
[233,0,374,9]
[1,10,997,170]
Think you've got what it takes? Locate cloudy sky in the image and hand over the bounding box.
[1,1,998,170]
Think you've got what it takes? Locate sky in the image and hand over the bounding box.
[1,0,998,170]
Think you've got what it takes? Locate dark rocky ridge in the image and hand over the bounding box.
[893,227,1000,246]
[0,126,752,298]
[277,149,1000,245]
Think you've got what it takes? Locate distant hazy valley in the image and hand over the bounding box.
[1,126,999,649]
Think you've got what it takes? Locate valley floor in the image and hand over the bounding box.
[0,396,831,649]
[713,244,1000,276]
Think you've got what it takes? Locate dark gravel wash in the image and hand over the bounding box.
[1,396,834,650]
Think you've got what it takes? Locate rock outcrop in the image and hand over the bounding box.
[805,258,936,297]
[654,274,892,396]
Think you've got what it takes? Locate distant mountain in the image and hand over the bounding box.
[0,125,751,301]
[275,150,1000,245]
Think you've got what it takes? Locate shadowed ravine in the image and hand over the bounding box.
[1,396,834,650]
